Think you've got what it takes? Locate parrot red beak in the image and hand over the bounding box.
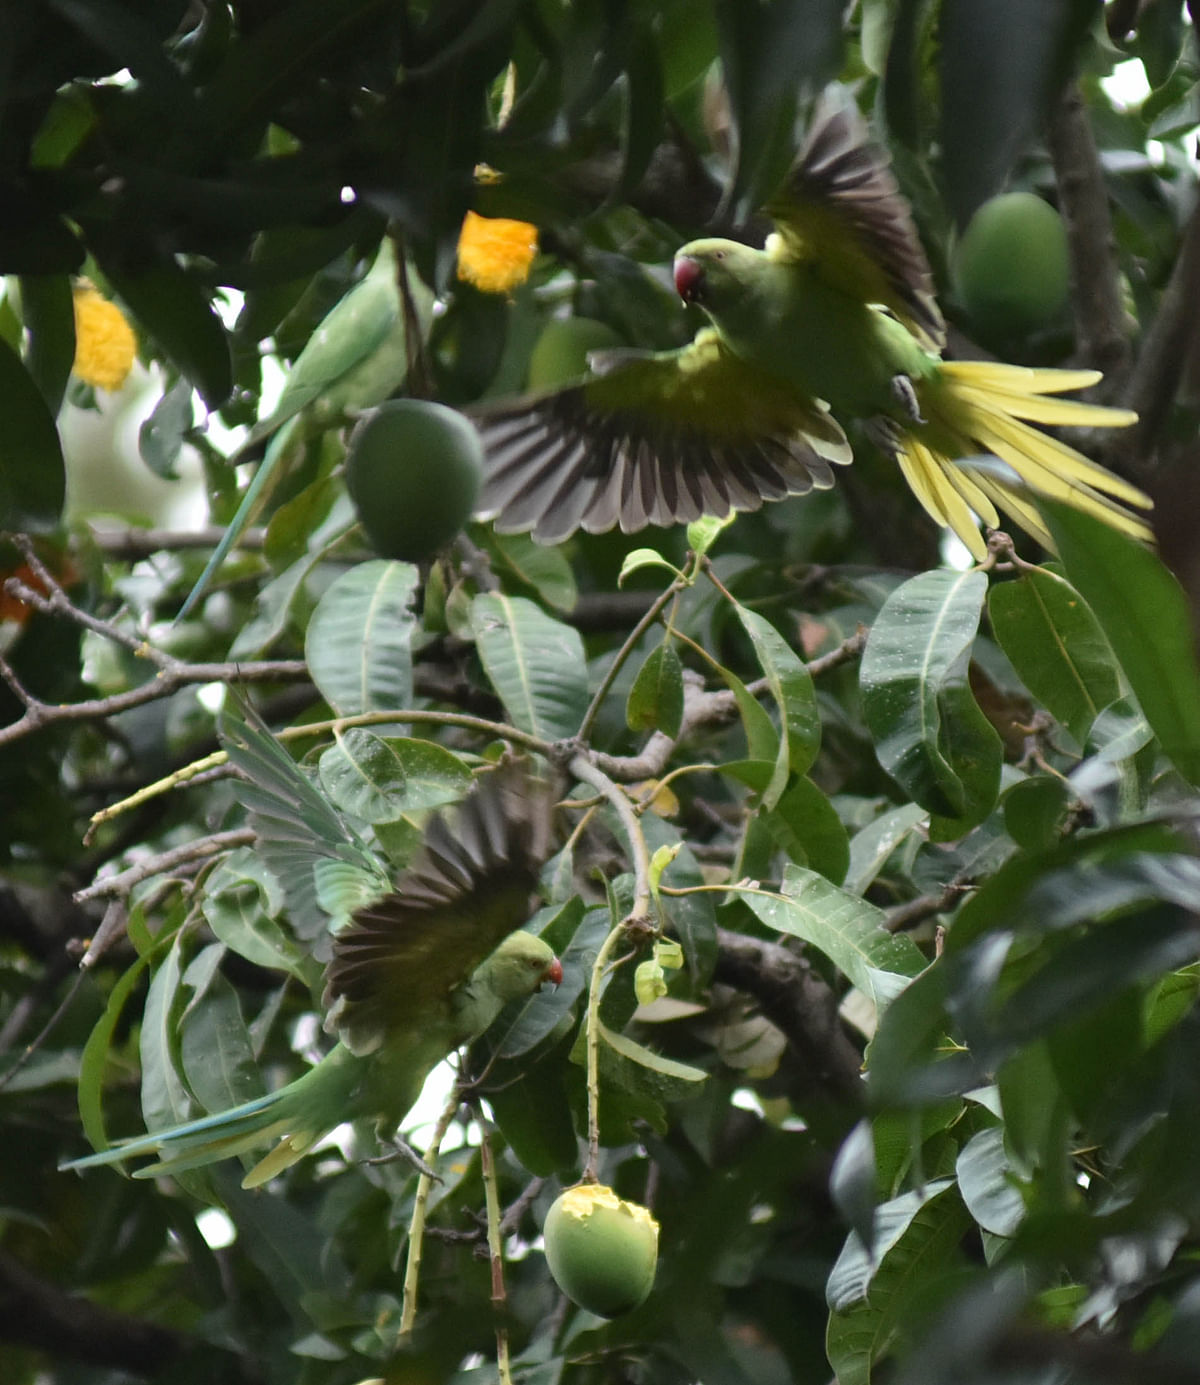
[673,255,704,303]
[544,957,564,987]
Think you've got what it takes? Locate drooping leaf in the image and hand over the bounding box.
[626,640,684,738]
[1044,500,1200,787]
[987,566,1121,747]
[306,559,419,715]
[860,568,1002,833]
[939,0,1098,223]
[826,1181,970,1385]
[715,0,845,220]
[0,334,66,530]
[19,272,75,416]
[472,592,588,741]
[737,604,820,806]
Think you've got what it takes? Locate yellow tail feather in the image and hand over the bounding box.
[899,362,1152,558]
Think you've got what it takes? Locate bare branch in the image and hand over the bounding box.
[1047,82,1133,383]
[74,828,256,904]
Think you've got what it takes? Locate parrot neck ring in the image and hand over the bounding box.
[673,255,705,304]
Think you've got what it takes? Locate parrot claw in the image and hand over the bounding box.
[891,373,926,424]
[366,1135,443,1182]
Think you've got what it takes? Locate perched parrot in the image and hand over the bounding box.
[178,239,435,619]
[473,94,1152,560]
[62,764,561,1188]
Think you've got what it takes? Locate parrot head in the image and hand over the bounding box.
[673,239,758,311]
[486,930,563,1002]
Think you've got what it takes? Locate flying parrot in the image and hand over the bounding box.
[62,756,561,1188]
[473,93,1152,560]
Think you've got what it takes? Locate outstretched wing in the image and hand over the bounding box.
[473,328,852,544]
[766,92,945,351]
[323,766,551,1056]
[221,707,389,943]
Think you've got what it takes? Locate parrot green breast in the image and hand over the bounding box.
[703,255,937,418]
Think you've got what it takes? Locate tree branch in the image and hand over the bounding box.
[713,928,864,1109]
[1047,81,1133,383]
[0,1249,201,1378]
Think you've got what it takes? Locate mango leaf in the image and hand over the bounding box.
[489,530,578,611]
[1044,499,1200,787]
[0,334,66,530]
[765,774,851,884]
[715,0,844,221]
[956,1126,1026,1236]
[736,864,926,1005]
[861,568,1002,833]
[140,932,194,1131]
[201,849,306,975]
[939,0,1097,224]
[845,803,928,896]
[472,592,588,741]
[988,566,1121,747]
[19,272,75,416]
[77,947,153,1151]
[306,560,419,715]
[180,954,266,1116]
[626,640,684,737]
[826,1181,970,1385]
[318,728,407,822]
[737,605,821,805]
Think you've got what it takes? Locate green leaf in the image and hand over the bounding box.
[140,932,194,1132]
[826,1182,971,1385]
[619,547,682,583]
[626,641,684,737]
[471,592,588,741]
[860,568,1002,831]
[715,0,844,221]
[180,952,266,1115]
[765,774,851,884]
[96,247,232,408]
[955,1126,1026,1236]
[0,334,66,530]
[845,803,928,896]
[826,1178,958,1311]
[139,375,195,479]
[737,605,821,805]
[987,567,1121,747]
[736,864,926,1005]
[77,947,153,1151]
[489,529,578,611]
[938,0,1097,224]
[318,728,408,822]
[19,273,75,416]
[1044,499,1200,787]
[202,850,305,975]
[306,559,419,715]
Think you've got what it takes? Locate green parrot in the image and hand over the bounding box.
[62,764,561,1188]
[178,239,435,619]
[473,94,1151,560]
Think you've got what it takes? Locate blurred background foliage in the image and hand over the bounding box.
[4,1,1200,1382]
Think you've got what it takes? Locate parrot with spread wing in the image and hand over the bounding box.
[474,93,1151,560]
[62,761,561,1188]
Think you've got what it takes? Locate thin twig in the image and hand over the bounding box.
[73,829,255,904]
[400,1088,462,1340]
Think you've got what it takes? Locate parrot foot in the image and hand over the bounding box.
[366,1135,442,1182]
[890,373,927,425]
